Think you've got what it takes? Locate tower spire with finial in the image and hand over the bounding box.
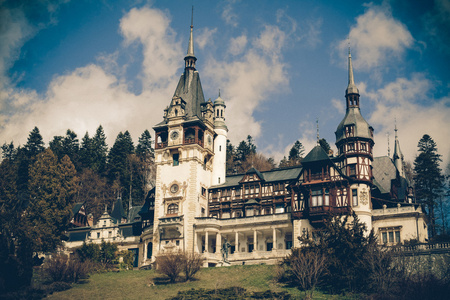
[185,6,196,69]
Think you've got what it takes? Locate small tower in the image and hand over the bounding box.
[393,124,405,178]
[212,92,228,185]
[335,49,374,231]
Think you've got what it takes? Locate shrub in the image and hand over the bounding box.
[156,250,204,283]
[156,251,185,283]
[183,252,204,281]
[43,253,92,283]
[289,249,327,299]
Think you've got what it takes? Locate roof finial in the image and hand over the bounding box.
[186,6,195,57]
[394,117,398,140]
[387,132,390,157]
[316,118,320,145]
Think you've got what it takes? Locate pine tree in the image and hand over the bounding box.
[26,149,78,252]
[414,134,444,238]
[319,138,331,154]
[108,131,134,202]
[25,127,45,159]
[1,141,16,160]
[288,140,305,166]
[92,125,108,174]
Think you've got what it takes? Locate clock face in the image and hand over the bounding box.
[170,130,179,140]
[170,184,179,194]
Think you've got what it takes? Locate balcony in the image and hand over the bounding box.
[159,215,183,227]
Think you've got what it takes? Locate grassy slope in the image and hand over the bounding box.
[46,264,345,300]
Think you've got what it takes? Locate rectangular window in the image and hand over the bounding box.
[97,232,100,239]
[352,189,358,206]
[324,189,330,206]
[311,190,323,206]
[361,142,367,151]
[173,153,179,166]
[389,231,394,243]
[395,231,401,243]
[266,242,273,251]
[382,232,388,244]
[348,143,355,151]
[349,164,357,176]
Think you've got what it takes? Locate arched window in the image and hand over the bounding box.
[167,203,179,215]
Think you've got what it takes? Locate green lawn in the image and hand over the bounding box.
[45,264,350,300]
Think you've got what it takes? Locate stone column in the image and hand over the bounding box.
[194,230,198,253]
[235,231,239,253]
[205,231,209,252]
[216,232,222,254]
[272,228,277,250]
[253,230,257,252]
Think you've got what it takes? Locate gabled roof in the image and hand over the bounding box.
[211,166,302,189]
[72,202,84,215]
[246,167,265,180]
[302,145,330,164]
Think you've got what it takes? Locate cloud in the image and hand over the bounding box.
[196,27,217,50]
[337,4,413,70]
[204,25,289,143]
[365,74,450,168]
[221,0,239,27]
[228,35,247,55]
[120,6,181,88]
[0,6,182,147]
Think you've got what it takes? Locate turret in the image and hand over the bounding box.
[212,92,228,185]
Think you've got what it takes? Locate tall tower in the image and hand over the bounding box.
[335,49,374,231]
[152,14,217,256]
[212,93,227,185]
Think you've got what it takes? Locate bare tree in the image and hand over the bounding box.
[155,251,184,283]
[290,250,327,300]
[183,252,204,281]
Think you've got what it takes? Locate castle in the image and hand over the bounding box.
[65,20,428,268]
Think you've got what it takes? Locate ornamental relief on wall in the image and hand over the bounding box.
[359,188,369,205]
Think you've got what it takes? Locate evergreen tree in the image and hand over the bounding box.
[79,132,94,170]
[1,141,16,160]
[414,134,444,237]
[108,131,134,202]
[287,140,305,166]
[24,126,45,159]
[26,149,78,252]
[92,125,108,174]
[136,129,154,158]
[49,136,64,159]
[319,138,331,154]
[62,129,80,168]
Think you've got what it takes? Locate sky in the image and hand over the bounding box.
[1,0,449,169]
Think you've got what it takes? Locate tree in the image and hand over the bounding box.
[319,138,331,155]
[24,126,45,159]
[26,149,78,252]
[107,131,134,201]
[295,213,376,293]
[183,252,204,281]
[288,140,305,163]
[289,249,327,299]
[1,141,16,160]
[414,134,444,237]
[156,251,185,283]
[92,125,108,174]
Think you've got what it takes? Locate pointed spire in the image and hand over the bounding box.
[186,6,195,57]
[393,121,405,177]
[346,46,359,95]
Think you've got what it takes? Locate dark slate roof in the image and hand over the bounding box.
[211,166,302,189]
[302,145,330,164]
[335,107,372,143]
[111,198,127,220]
[246,167,265,180]
[128,206,143,222]
[72,203,84,215]
[173,70,205,119]
[372,156,396,195]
